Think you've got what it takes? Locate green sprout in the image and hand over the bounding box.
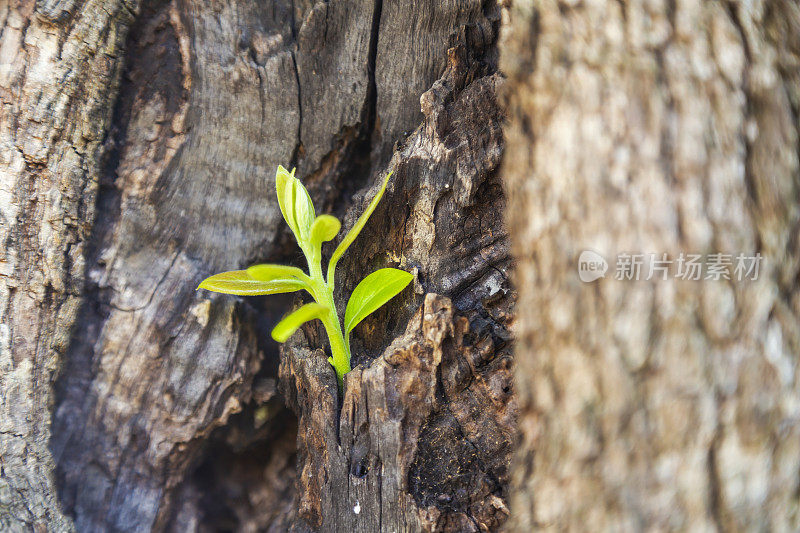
[197,165,413,385]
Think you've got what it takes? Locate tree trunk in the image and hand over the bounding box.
[1,1,135,530]
[279,37,513,529]
[1,0,514,531]
[9,0,797,530]
[502,0,800,531]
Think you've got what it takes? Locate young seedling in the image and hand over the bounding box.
[197,166,412,385]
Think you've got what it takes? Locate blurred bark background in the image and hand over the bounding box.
[503,0,800,531]
[1,0,798,531]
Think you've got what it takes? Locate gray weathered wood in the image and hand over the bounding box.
[281,25,514,529]
[282,293,513,532]
[0,1,136,530]
[1,0,513,530]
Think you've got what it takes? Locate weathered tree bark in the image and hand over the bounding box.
[503,0,800,530]
[280,33,514,530]
[1,1,135,530]
[2,0,513,531]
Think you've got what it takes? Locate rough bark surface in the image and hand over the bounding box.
[280,28,515,529]
[2,0,512,531]
[0,1,136,530]
[503,0,800,530]
[282,294,514,533]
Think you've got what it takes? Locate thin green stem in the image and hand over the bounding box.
[307,252,350,387]
[321,309,350,385]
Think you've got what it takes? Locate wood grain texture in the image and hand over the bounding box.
[280,18,514,528]
[502,0,800,530]
[49,1,290,528]
[282,294,514,532]
[0,0,515,531]
[374,0,487,162]
[0,1,136,530]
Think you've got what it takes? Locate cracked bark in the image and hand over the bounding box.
[502,0,800,530]
[2,0,512,531]
[1,1,136,530]
[281,36,513,530]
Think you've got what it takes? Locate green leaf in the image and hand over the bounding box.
[284,173,315,242]
[246,263,311,284]
[275,165,296,234]
[310,215,341,249]
[275,165,315,243]
[344,267,412,334]
[327,171,392,286]
[197,270,306,296]
[271,302,329,342]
